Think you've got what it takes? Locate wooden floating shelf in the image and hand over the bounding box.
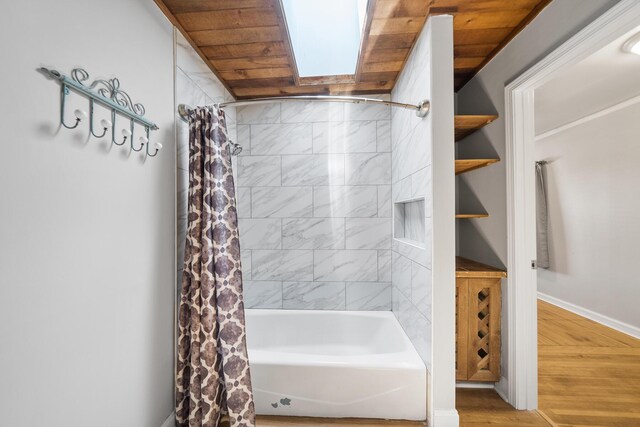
[455,213,489,219]
[455,115,498,142]
[456,256,506,278]
[455,158,499,175]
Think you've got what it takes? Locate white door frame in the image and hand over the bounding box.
[504,0,640,410]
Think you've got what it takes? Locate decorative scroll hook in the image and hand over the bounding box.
[145,126,162,157]
[60,84,83,129]
[109,111,126,146]
[131,120,145,152]
[88,99,109,138]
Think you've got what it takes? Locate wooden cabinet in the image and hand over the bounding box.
[456,257,506,382]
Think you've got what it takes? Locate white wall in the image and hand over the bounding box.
[392,15,456,425]
[536,102,640,332]
[428,16,457,427]
[456,0,620,390]
[534,25,640,136]
[232,98,393,310]
[0,1,176,426]
[175,31,237,306]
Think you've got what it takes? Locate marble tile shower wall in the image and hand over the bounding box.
[175,32,236,293]
[235,99,393,311]
[391,22,434,368]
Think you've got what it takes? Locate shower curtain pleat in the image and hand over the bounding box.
[176,106,256,427]
[536,161,550,269]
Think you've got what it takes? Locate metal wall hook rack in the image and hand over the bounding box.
[39,66,162,158]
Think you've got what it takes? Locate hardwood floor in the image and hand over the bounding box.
[538,300,640,426]
[457,389,549,426]
[257,301,640,426]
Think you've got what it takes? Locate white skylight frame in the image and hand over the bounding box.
[281,0,369,78]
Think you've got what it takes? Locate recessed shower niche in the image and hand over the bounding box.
[393,198,426,247]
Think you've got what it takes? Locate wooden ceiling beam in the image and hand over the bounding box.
[362,47,411,63]
[359,71,398,83]
[155,0,552,98]
[365,33,418,50]
[219,67,294,81]
[299,75,357,86]
[201,42,288,60]
[435,0,541,13]
[454,57,485,70]
[373,0,431,18]
[174,8,279,32]
[454,28,514,45]
[189,26,282,46]
[211,56,291,71]
[369,16,427,35]
[227,77,296,89]
[453,10,532,30]
[454,43,499,57]
[361,61,405,73]
[161,0,274,14]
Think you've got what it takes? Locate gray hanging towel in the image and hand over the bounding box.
[536,161,550,269]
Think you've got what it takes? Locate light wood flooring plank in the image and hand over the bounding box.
[457,389,550,426]
[538,300,640,426]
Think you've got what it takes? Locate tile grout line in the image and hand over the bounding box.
[239,102,394,311]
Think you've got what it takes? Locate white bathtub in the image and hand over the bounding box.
[245,309,426,421]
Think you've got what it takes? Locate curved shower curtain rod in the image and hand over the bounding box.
[177,95,430,123]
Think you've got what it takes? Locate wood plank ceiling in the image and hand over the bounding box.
[155,0,551,99]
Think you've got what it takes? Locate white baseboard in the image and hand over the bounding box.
[538,292,640,339]
[433,409,459,427]
[493,376,509,403]
[455,381,494,389]
[160,411,175,427]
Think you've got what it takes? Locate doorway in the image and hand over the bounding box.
[504,0,640,411]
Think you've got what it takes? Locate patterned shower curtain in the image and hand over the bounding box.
[176,106,255,427]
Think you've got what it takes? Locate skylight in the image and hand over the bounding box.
[282,0,368,78]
